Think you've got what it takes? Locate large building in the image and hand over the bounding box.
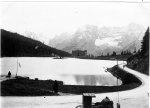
[72,50,87,57]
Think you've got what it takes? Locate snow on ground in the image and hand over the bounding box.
[0,59,149,108]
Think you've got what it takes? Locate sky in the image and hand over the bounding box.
[1,0,150,43]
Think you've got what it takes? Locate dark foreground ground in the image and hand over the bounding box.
[1,66,142,96]
[1,77,63,96]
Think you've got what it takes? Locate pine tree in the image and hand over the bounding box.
[123,51,126,55]
[137,49,141,54]
[121,51,123,55]
[112,51,116,56]
[133,49,136,53]
[107,52,109,56]
[141,27,149,55]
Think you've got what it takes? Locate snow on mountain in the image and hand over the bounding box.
[95,36,122,48]
[49,23,146,56]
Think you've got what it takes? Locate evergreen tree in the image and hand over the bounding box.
[133,49,136,54]
[112,51,116,56]
[107,52,109,56]
[137,49,141,54]
[141,27,149,55]
[123,51,126,55]
[121,51,124,55]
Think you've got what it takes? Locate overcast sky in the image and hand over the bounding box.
[1,1,150,43]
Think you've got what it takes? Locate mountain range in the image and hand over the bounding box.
[49,23,146,56]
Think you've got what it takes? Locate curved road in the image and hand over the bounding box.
[1,65,149,108]
[93,65,149,108]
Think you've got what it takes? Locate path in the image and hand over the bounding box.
[93,65,149,108]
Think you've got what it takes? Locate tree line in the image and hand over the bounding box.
[127,27,149,75]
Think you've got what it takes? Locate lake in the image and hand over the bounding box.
[1,57,122,86]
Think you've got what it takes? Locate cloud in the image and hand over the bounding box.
[1,2,149,40]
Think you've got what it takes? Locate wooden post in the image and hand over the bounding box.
[16,58,18,77]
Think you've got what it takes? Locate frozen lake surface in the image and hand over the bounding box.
[1,57,122,85]
[0,58,149,108]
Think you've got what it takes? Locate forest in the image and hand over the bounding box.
[127,27,149,75]
[1,29,71,57]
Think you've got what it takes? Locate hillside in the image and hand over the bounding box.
[1,29,71,57]
[127,27,149,75]
[49,23,145,56]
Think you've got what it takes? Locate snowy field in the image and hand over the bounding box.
[0,58,149,108]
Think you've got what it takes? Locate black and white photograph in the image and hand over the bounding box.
[0,0,149,108]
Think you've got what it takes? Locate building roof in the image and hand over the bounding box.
[83,93,96,97]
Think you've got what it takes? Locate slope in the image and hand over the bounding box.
[1,29,71,57]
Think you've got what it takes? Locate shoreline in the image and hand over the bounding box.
[1,65,142,96]
[59,65,142,94]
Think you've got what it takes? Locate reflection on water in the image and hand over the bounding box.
[61,74,121,86]
[1,57,123,86]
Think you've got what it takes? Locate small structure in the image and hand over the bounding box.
[83,93,95,108]
[72,50,87,57]
[76,94,114,108]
